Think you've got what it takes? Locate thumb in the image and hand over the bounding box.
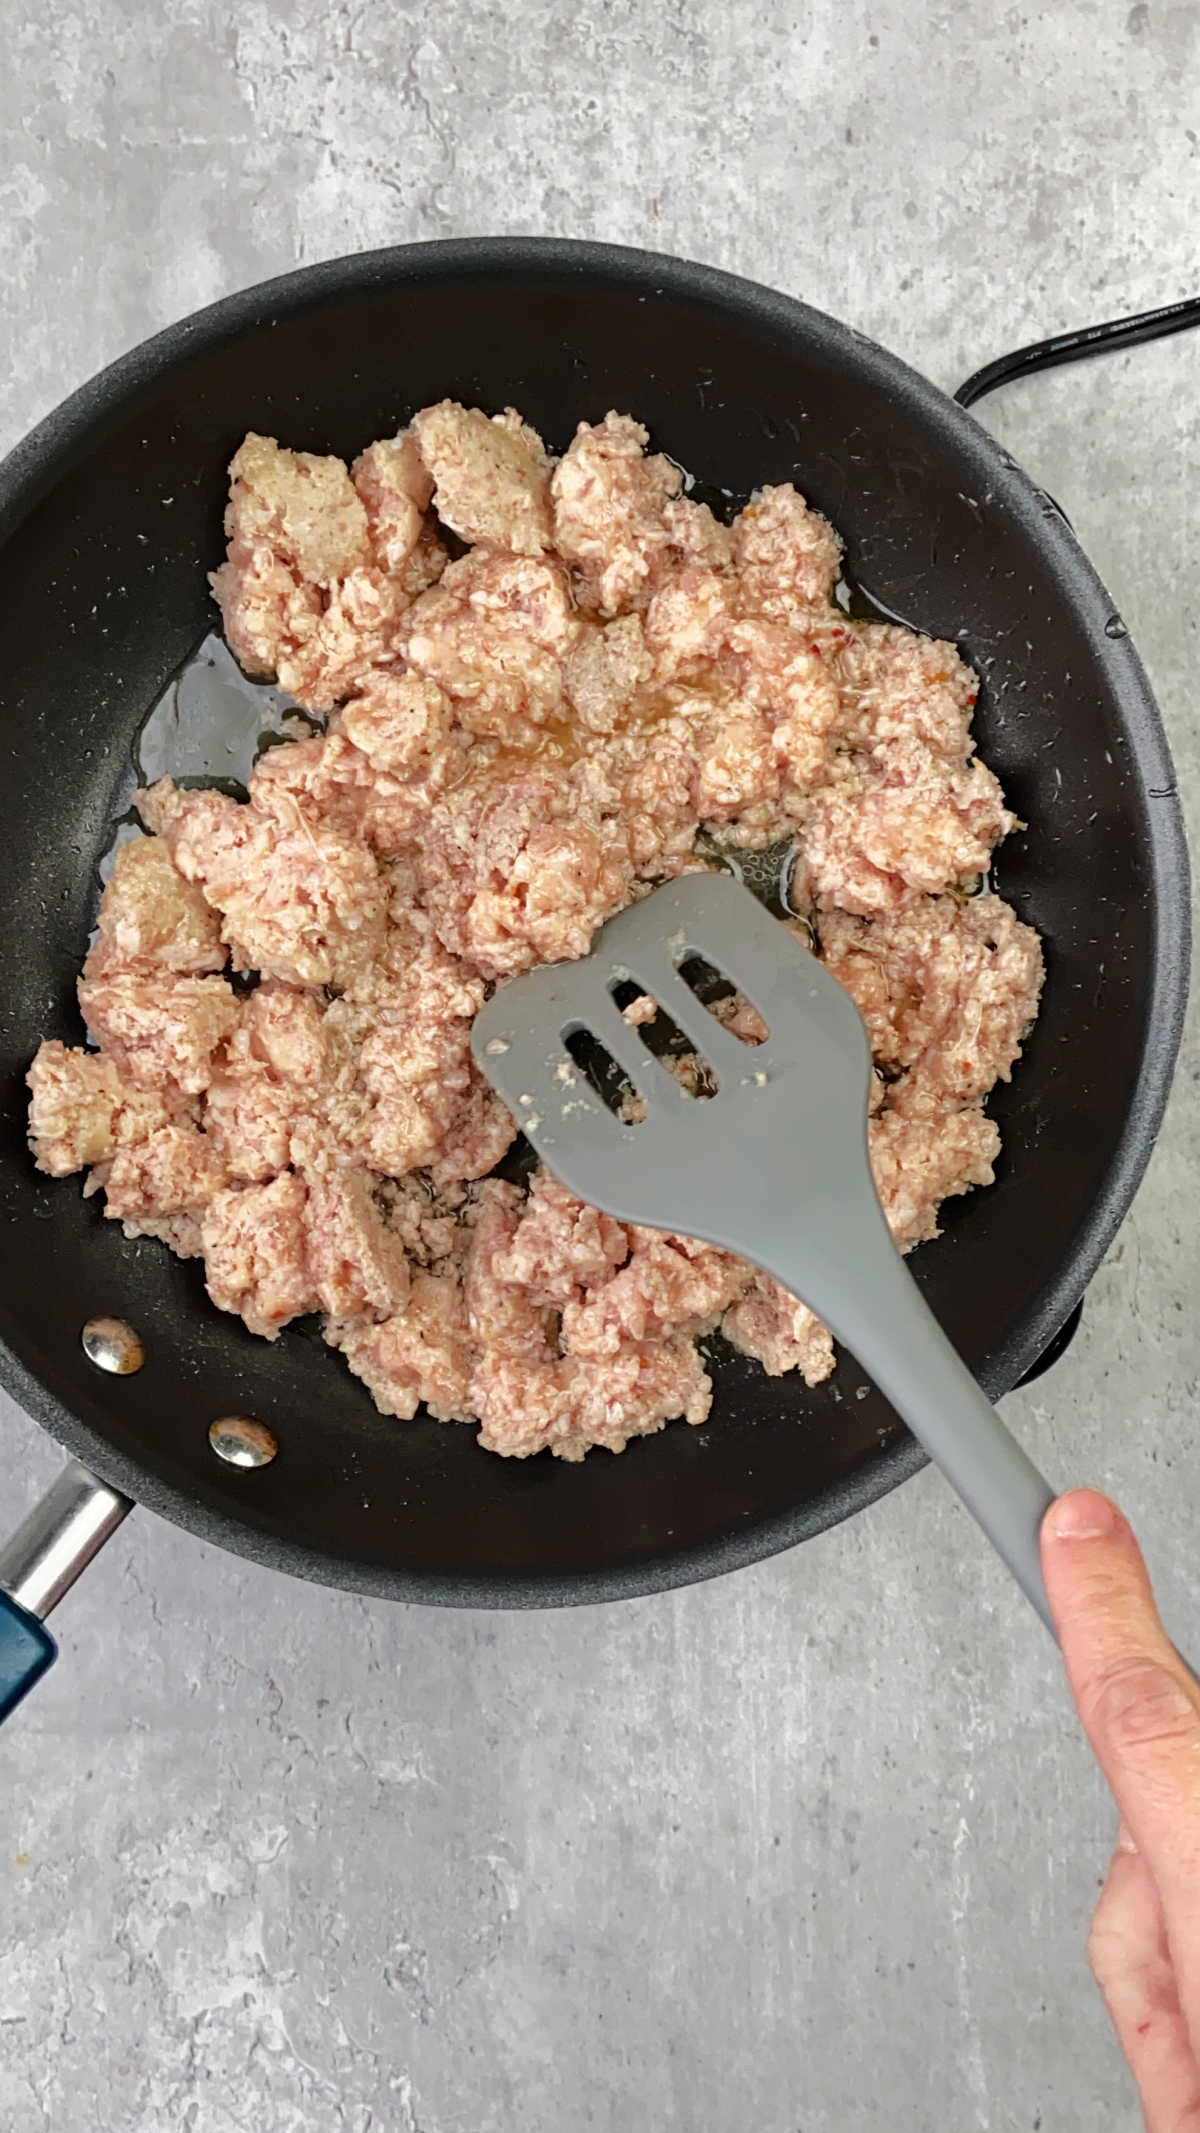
[1041,1490,1200,1958]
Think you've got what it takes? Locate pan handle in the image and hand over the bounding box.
[0,1462,131,1721]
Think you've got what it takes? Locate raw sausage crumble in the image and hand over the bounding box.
[28,404,1043,1461]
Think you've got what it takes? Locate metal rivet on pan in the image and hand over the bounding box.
[81,1317,145,1375]
[208,1417,278,1469]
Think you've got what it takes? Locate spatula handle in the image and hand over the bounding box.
[862,1263,1056,1630]
[778,1217,1058,1631]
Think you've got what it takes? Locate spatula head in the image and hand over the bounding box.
[471,873,876,1275]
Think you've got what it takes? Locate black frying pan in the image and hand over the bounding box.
[0,240,1188,1684]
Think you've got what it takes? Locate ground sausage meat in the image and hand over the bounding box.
[28,403,1043,1460]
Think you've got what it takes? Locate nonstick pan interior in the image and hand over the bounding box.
[0,240,1186,1603]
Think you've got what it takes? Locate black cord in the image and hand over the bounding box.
[955,293,1200,408]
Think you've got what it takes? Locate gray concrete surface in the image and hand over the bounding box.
[1,4,1198,2128]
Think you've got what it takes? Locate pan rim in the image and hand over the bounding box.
[0,235,1189,1606]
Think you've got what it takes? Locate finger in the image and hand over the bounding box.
[1042,1491,1200,2043]
[1089,1844,1200,2132]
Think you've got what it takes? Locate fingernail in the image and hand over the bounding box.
[1116,1823,1139,1855]
[1046,1489,1118,1541]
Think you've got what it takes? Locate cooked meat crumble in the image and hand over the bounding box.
[29,400,1042,1461]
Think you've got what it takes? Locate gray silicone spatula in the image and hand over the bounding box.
[471,870,1060,1630]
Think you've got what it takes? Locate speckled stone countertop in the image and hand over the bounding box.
[1,6,1197,2127]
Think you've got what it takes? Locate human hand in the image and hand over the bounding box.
[1041,1490,1200,2130]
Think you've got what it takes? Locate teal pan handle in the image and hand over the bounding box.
[0,1462,131,1726]
[0,1592,57,1719]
